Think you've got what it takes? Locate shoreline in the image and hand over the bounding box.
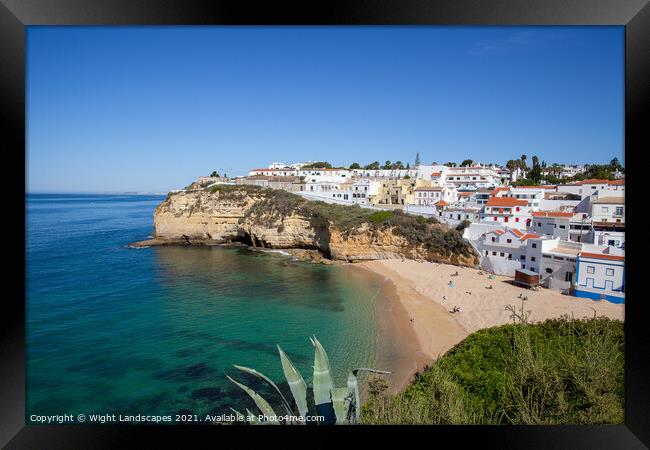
[354,259,625,394]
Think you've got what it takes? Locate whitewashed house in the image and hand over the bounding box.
[574,248,625,303]
[480,197,532,229]
[591,196,625,248]
[414,186,458,206]
[524,237,581,291]
[528,211,575,239]
[475,228,543,275]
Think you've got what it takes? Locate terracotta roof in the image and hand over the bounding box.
[520,233,541,241]
[579,252,625,261]
[490,187,510,196]
[608,179,625,186]
[435,200,449,207]
[493,230,505,235]
[510,229,524,237]
[458,192,472,196]
[576,179,609,185]
[431,172,442,176]
[486,197,529,207]
[531,211,574,218]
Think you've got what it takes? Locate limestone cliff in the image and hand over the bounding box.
[145,186,479,267]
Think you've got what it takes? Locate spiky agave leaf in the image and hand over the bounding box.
[277,345,309,421]
[311,336,336,424]
[246,408,262,425]
[233,364,294,417]
[230,408,246,424]
[331,387,353,425]
[226,375,279,425]
[347,368,392,423]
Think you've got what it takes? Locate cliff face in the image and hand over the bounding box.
[151,188,479,267]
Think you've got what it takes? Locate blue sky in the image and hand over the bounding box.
[27,26,624,193]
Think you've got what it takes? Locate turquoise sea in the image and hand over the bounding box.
[26,193,390,423]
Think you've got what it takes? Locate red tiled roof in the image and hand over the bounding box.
[431,172,442,176]
[576,179,609,185]
[579,252,625,261]
[486,197,529,207]
[520,233,541,241]
[435,200,449,207]
[490,187,510,196]
[531,211,574,218]
[510,229,524,237]
[608,179,625,186]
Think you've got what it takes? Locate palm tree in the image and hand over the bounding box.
[520,154,527,170]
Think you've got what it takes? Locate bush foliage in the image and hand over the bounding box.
[361,316,624,425]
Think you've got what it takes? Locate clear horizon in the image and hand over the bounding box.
[27,26,624,193]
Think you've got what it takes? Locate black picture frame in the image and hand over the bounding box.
[3,0,648,447]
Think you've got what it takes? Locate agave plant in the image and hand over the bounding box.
[227,336,390,425]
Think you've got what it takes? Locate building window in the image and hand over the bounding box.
[507,239,512,243]
[531,256,536,262]
[492,251,497,256]
[491,237,496,242]
[485,251,489,256]
[546,268,553,274]
[532,243,537,249]
[500,252,505,257]
[565,272,573,282]
[606,268,614,276]
[586,266,595,274]
[515,218,519,222]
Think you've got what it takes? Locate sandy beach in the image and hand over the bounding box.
[356,259,625,392]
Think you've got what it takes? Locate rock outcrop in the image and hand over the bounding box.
[143,187,479,267]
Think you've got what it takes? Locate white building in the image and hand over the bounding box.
[556,179,625,200]
[475,228,544,276]
[525,237,581,291]
[444,166,501,189]
[528,211,575,239]
[574,249,625,303]
[413,186,458,206]
[590,196,625,248]
[438,207,481,224]
[480,197,532,229]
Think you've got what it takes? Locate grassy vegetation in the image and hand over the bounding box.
[209,185,474,258]
[361,316,624,425]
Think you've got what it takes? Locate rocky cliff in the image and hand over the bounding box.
[141,186,478,267]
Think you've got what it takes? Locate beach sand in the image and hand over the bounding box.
[356,259,625,393]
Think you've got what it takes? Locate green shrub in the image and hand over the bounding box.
[361,316,624,425]
[368,210,394,224]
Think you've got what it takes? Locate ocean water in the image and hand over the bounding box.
[26,193,386,422]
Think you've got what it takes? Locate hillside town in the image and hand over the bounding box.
[192,155,625,303]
